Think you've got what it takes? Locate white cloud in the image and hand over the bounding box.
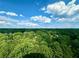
[0,16,39,28]
[31,16,51,23]
[6,12,18,16]
[0,11,18,16]
[20,14,24,17]
[0,16,18,26]
[44,0,79,17]
[55,16,79,22]
[17,22,39,27]
[0,15,79,28]
[17,20,39,27]
[0,11,24,17]
[0,20,6,24]
[0,11,6,14]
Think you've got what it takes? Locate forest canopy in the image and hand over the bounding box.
[0,29,79,58]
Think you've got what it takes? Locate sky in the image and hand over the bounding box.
[0,0,79,28]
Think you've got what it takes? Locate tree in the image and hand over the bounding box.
[51,41,63,58]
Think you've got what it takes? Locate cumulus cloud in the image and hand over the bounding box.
[19,14,24,17]
[0,11,18,16]
[44,0,79,17]
[31,16,51,23]
[0,11,24,17]
[0,16,39,28]
[6,12,18,16]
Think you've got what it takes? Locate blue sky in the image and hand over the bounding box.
[0,0,79,28]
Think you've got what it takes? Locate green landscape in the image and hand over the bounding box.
[0,28,79,58]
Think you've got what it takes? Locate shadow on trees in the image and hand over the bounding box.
[22,53,46,58]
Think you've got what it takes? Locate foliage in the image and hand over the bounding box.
[0,29,79,58]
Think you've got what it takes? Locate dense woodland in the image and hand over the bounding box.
[0,29,79,58]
